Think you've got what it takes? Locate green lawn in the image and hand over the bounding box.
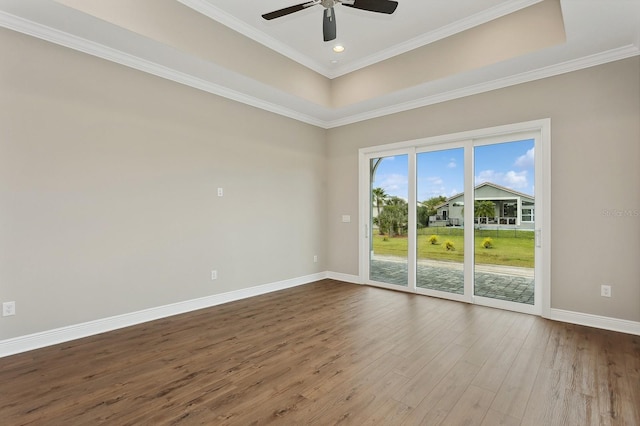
[372,227,534,268]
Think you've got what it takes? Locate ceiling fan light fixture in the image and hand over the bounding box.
[333,44,345,53]
[261,0,398,41]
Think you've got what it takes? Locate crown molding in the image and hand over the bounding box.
[325,44,640,128]
[177,0,331,76]
[0,10,327,128]
[179,0,543,79]
[1,9,638,130]
[327,0,543,78]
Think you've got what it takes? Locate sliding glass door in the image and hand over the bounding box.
[474,139,536,308]
[415,147,466,300]
[360,121,548,315]
[367,153,409,289]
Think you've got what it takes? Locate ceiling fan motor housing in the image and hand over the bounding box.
[262,0,398,42]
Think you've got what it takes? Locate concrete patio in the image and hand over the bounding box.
[370,255,534,305]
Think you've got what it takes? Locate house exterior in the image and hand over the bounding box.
[432,182,535,229]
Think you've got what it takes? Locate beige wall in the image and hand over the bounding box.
[55,0,332,107]
[1,27,638,342]
[326,57,640,322]
[56,0,564,111]
[0,28,327,339]
[330,0,565,108]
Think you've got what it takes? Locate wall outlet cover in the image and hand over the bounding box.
[2,301,16,317]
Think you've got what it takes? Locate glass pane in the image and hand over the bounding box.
[369,155,408,286]
[416,148,464,294]
[473,140,535,304]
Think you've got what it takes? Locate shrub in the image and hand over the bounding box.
[443,240,455,251]
[482,237,493,249]
[428,235,439,245]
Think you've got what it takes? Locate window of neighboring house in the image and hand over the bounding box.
[503,202,517,217]
[522,207,535,222]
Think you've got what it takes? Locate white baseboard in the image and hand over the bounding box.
[326,271,361,284]
[546,308,640,336]
[5,273,638,358]
[330,273,640,336]
[0,272,327,358]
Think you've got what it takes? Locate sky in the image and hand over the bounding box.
[372,139,535,202]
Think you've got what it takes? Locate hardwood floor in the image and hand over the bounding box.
[1,280,639,425]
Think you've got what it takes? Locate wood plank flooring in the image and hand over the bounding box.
[1,280,639,425]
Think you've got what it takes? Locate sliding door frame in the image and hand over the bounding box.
[358,119,551,317]
[360,147,416,293]
[412,141,472,304]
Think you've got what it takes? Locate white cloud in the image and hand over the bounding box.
[515,147,535,168]
[418,176,446,199]
[475,169,528,189]
[475,169,499,184]
[447,158,457,168]
[427,176,443,185]
[378,173,408,195]
[503,170,528,188]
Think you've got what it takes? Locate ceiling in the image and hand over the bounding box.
[179,0,540,78]
[0,0,638,128]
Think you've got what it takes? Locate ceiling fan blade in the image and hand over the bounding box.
[323,7,337,41]
[262,1,317,20]
[342,0,398,14]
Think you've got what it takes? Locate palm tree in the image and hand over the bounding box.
[372,187,388,233]
[474,200,496,222]
[380,196,408,236]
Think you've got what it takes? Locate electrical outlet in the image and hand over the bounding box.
[601,285,611,298]
[211,270,218,280]
[2,301,16,317]
[217,188,223,197]
[314,255,318,263]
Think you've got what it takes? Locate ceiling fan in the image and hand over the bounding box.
[262,0,399,42]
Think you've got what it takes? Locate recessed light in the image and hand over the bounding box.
[333,45,345,53]
[330,60,339,64]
